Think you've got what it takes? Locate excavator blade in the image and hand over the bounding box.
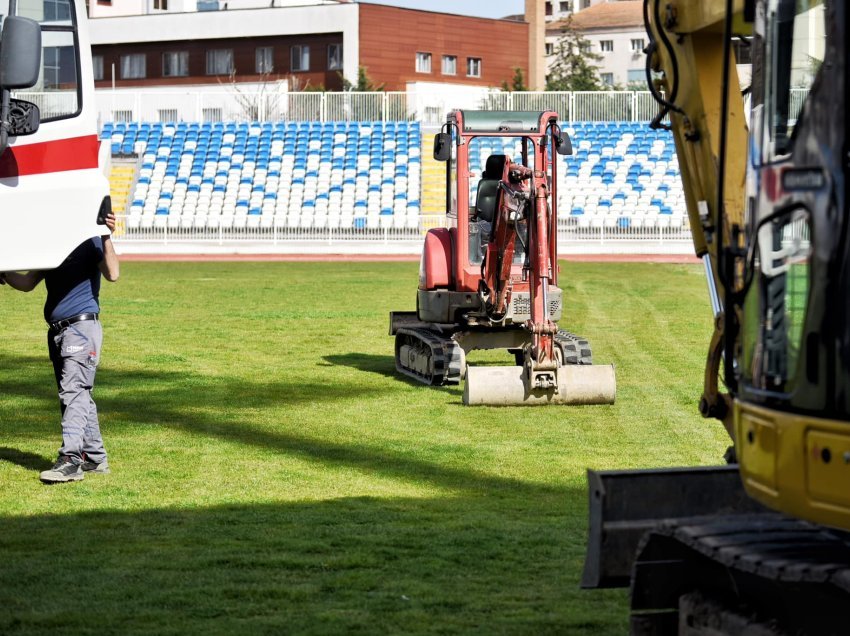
[463,364,616,406]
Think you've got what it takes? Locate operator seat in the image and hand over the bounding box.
[474,155,507,222]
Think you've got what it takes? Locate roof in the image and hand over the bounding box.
[459,111,547,133]
[89,3,358,45]
[547,1,643,34]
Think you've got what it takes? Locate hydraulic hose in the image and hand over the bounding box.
[716,0,737,390]
[643,0,684,129]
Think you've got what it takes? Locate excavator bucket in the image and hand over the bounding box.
[463,364,616,406]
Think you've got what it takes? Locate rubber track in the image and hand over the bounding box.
[395,327,464,386]
[649,514,850,589]
[633,513,850,634]
[555,330,593,365]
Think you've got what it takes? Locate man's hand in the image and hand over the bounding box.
[102,212,117,238]
[99,215,120,282]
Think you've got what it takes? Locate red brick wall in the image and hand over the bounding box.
[93,33,345,90]
[358,5,528,91]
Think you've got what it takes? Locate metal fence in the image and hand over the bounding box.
[112,214,694,254]
[11,88,809,127]
[94,88,813,126]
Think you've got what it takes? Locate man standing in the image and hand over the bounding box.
[1,213,120,484]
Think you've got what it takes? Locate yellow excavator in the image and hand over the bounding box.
[582,0,849,633]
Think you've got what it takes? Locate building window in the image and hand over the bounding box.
[206,49,234,75]
[442,55,457,76]
[327,43,343,71]
[120,53,146,79]
[93,55,104,81]
[559,1,570,11]
[579,41,591,53]
[44,0,72,21]
[43,47,62,88]
[601,72,614,86]
[600,40,613,52]
[631,38,645,52]
[627,69,645,83]
[545,1,552,16]
[256,47,273,74]
[162,51,188,77]
[153,0,168,9]
[291,45,310,72]
[416,52,431,73]
[545,42,554,56]
[467,57,481,77]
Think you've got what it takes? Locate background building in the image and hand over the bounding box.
[86,0,348,18]
[546,1,645,88]
[88,2,528,93]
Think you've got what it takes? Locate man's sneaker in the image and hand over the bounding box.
[40,456,84,484]
[81,457,110,474]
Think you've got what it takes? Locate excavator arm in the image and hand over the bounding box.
[645,0,751,437]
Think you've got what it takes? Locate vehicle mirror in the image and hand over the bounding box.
[7,98,40,136]
[433,132,451,162]
[555,132,573,156]
[0,16,42,90]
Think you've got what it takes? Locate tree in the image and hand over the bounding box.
[545,17,606,91]
[501,67,529,92]
[340,66,385,92]
[219,69,283,122]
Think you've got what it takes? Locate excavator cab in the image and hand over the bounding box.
[583,0,850,632]
[389,110,615,406]
[0,0,110,272]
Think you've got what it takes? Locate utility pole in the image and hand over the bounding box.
[525,0,546,90]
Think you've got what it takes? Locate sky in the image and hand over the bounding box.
[358,0,525,19]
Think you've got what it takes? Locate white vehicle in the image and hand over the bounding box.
[0,0,108,271]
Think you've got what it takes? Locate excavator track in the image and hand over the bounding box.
[631,513,850,634]
[555,330,593,365]
[394,327,464,386]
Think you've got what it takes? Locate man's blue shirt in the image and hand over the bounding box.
[44,238,104,323]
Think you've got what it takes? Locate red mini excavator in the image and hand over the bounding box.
[390,110,616,406]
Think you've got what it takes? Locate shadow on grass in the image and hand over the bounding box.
[0,353,542,498]
[323,352,398,379]
[323,353,466,397]
[0,495,624,636]
[0,447,49,472]
[0,353,626,633]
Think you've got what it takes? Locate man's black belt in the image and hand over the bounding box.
[49,313,99,332]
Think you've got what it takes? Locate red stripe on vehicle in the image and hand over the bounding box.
[0,135,100,178]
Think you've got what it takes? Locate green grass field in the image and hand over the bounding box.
[0,260,729,635]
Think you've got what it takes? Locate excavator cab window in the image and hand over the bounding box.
[6,0,80,122]
[742,209,812,392]
[466,136,532,265]
[763,0,825,159]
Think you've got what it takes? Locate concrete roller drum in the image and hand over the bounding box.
[463,364,616,406]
